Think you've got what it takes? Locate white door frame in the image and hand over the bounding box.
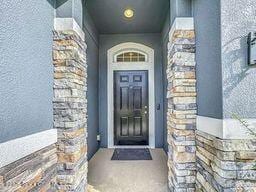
[107,42,155,148]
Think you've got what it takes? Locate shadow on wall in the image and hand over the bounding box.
[222,36,249,98]
[47,0,82,8]
[47,0,56,8]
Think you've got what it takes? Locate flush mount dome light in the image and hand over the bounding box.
[124,8,134,18]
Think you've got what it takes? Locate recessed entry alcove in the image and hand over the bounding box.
[2,0,254,191]
[85,0,171,191]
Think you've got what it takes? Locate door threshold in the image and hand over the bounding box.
[110,145,154,149]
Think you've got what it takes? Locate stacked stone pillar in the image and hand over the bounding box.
[0,145,57,191]
[166,25,197,191]
[196,130,256,191]
[53,30,88,191]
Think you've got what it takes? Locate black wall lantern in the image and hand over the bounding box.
[248,32,256,66]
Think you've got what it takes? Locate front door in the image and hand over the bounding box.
[114,70,149,145]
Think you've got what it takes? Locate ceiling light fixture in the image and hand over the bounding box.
[124,8,134,18]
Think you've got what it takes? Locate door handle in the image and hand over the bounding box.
[144,106,148,115]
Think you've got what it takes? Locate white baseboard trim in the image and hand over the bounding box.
[54,18,85,41]
[197,116,256,139]
[169,17,194,40]
[0,129,57,168]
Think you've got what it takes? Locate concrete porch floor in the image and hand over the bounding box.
[88,148,168,192]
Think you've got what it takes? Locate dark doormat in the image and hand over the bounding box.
[111,148,152,160]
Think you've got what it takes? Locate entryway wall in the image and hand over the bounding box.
[83,7,100,160]
[162,11,171,152]
[98,33,165,148]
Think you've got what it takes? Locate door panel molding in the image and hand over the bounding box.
[114,71,149,145]
[107,42,155,148]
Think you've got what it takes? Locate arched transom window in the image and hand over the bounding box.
[115,51,147,62]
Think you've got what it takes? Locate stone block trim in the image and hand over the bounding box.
[167,28,197,191]
[53,30,88,191]
[196,130,256,192]
[0,144,57,192]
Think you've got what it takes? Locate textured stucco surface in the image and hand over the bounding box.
[83,7,100,160]
[193,0,223,119]
[221,0,256,118]
[193,0,256,119]
[56,0,73,18]
[170,0,192,24]
[0,1,54,143]
[73,0,83,28]
[99,33,164,148]
[162,12,170,153]
[56,0,83,27]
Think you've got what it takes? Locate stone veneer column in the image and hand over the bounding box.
[53,30,88,191]
[166,18,197,191]
[196,130,256,191]
[0,145,57,191]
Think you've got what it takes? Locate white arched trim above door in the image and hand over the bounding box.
[107,42,155,148]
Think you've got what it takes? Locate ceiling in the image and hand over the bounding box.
[86,0,169,34]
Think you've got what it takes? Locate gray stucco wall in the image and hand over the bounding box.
[83,7,100,160]
[56,0,72,18]
[99,33,164,148]
[193,0,223,119]
[170,0,192,24]
[0,1,54,143]
[221,0,256,118]
[73,0,83,27]
[56,0,83,27]
[162,12,170,152]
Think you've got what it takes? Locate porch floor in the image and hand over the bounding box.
[88,148,168,192]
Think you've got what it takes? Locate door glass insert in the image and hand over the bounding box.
[116,52,146,62]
